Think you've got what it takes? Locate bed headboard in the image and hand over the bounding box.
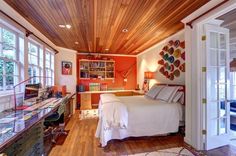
[155,83,185,104]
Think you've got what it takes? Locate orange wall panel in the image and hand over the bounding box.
[77,55,137,90]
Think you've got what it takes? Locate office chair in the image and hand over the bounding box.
[44,97,68,143]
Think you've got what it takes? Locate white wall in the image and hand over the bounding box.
[137,30,185,87]
[55,47,77,93]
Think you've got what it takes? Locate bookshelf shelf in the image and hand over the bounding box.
[79,59,115,79]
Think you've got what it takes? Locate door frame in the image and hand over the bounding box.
[182,1,236,150]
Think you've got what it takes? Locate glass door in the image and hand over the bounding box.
[205,24,230,150]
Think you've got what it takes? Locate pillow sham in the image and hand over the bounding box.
[172,91,184,103]
[155,86,179,102]
[145,85,164,99]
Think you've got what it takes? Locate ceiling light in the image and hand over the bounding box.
[59,24,65,28]
[66,24,71,29]
[122,29,128,33]
[105,48,109,51]
[75,42,79,45]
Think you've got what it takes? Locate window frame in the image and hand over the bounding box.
[45,49,54,86]
[0,23,21,93]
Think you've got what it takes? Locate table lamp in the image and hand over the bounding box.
[143,71,154,92]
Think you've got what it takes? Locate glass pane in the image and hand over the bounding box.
[19,37,24,64]
[0,60,3,75]
[220,101,226,117]
[220,34,226,49]
[209,118,218,136]
[209,49,218,66]
[6,75,14,90]
[208,67,218,83]
[219,84,226,100]
[0,76,3,91]
[28,67,32,77]
[219,67,226,84]
[210,32,218,49]
[45,60,50,68]
[39,48,43,68]
[2,44,16,59]
[209,84,218,101]
[51,55,54,70]
[230,85,236,100]
[46,52,50,61]
[220,118,226,134]
[29,43,38,56]
[33,67,39,84]
[2,29,16,47]
[28,54,38,65]
[219,50,226,66]
[5,61,15,75]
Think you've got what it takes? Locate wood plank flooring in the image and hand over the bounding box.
[49,111,236,156]
[49,111,185,156]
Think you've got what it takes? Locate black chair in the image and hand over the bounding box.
[44,97,68,143]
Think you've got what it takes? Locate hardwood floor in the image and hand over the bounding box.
[49,111,236,156]
[49,111,185,156]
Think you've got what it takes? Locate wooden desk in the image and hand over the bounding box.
[78,90,144,110]
[0,93,75,156]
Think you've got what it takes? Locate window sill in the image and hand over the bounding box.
[0,91,23,98]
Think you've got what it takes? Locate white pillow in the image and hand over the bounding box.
[156,86,179,102]
[172,91,184,103]
[145,85,164,99]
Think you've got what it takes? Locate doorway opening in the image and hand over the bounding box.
[217,9,236,146]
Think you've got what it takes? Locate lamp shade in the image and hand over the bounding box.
[144,71,154,79]
[230,58,236,72]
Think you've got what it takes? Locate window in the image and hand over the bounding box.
[45,50,54,86]
[0,17,56,94]
[0,26,22,91]
[28,41,43,84]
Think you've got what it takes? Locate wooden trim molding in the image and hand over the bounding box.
[186,0,229,28]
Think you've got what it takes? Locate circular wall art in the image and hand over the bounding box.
[157,40,185,80]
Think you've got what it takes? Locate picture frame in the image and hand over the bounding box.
[62,61,72,75]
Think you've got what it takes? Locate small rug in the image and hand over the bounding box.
[128,147,194,156]
[80,109,98,120]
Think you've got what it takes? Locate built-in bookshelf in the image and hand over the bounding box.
[79,60,115,79]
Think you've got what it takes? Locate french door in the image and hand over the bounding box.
[205,24,230,150]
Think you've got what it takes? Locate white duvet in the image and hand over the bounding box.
[95,95,184,147]
[100,94,128,129]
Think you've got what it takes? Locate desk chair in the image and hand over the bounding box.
[44,97,68,143]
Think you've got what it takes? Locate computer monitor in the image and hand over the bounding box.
[24,83,40,101]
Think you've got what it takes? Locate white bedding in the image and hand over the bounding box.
[95,95,184,147]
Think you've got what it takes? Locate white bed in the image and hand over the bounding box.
[95,95,184,147]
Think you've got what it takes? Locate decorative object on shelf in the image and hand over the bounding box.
[135,84,140,90]
[157,40,185,80]
[62,61,72,75]
[143,71,154,92]
[230,58,236,72]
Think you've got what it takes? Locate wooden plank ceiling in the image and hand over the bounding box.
[4,0,209,55]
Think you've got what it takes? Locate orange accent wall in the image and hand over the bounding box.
[77,55,137,90]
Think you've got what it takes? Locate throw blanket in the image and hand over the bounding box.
[100,94,128,129]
